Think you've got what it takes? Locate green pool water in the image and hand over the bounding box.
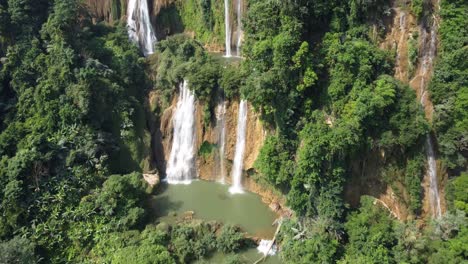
[150,180,278,238]
[194,248,282,264]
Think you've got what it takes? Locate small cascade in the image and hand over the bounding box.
[127,0,157,56]
[426,136,442,217]
[229,100,248,194]
[411,0,442,218]
[166,80,196,184]
[257,239,277,256]
[214,99,228,183]
[396,11,407,80]
[236,0,243,56]
[224,0,232,57]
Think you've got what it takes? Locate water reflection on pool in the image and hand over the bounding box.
[150,180,278,238]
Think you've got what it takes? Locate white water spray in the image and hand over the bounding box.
[127,0,157,56]
[166,80,196,184]
[257,239,277,256]
[229,100,247,194]
[224,0,232,57]
[215,99,228,183]
[236,0,243,56]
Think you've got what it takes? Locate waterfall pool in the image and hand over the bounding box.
[150,180,281,263]
[150,180,278,237]
[194,248,282,264]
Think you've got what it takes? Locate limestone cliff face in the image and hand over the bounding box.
[158,96,264,178]
[152,92,288,214]
[84,0,247,54]
[346,1,446,220]
[85,0,174,21]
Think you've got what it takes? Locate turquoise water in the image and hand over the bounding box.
[150,180,282,263]
[195,249,282,264]
[150,180,278,238]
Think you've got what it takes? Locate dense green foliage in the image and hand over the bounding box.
[175,0,225,45]
[88,221,248,264]
[149,0,467,263]
[246,0,428,220]
[429,0,467,171]
[0,1,255,263]
[0,0,466,263]
[240,0,467,263]
[0,236,37,264]
[279,196,468,264]
[0,0,157,260]
[447,172,468,214]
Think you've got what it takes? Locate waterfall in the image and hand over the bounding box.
[127,0,157,56]
[229,100,247,194]
[426,136,442,217]
[214,99,228,183]
[166,80,196,184]
[396,11,407,80]
[224,0,232,57]
[257,239,277,256]
[413,0,442,218]
[236,0,243,56]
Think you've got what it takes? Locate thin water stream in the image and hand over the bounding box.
[230,100,248,194]
[224,0,232,57]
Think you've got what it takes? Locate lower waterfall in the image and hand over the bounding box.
[215,99,228,183]
[229,100,248,194]
[166,80,196,184]
[426,136,442,217]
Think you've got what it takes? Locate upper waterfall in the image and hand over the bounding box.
[229,100,248,194]
[166,80,197,184]
[127,0,157,56]
[236,0,243,56]
[224,0,232,57]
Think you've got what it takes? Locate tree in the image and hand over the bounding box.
[341,196,397,263]
[0,236,37,264]
[216,225,244,253]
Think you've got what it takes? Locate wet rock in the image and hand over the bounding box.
[269,202,280,212]
[182,211,195,221]
[143,171,160,187]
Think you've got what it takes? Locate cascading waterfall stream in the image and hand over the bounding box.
[413,0,442,218]
[166,80,196,184]
[426,136,442,217]
[236,0,243,56]
[215,99,228,183]
[224,0,232,57]
[127,0,157,56]
[396,11,407,80]
[229,100,248,194]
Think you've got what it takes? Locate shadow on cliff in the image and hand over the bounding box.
[153,3,184,41]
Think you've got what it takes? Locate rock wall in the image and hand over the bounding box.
[84,0,247,54]
[352,0,447,220]
[345,150,410,220]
